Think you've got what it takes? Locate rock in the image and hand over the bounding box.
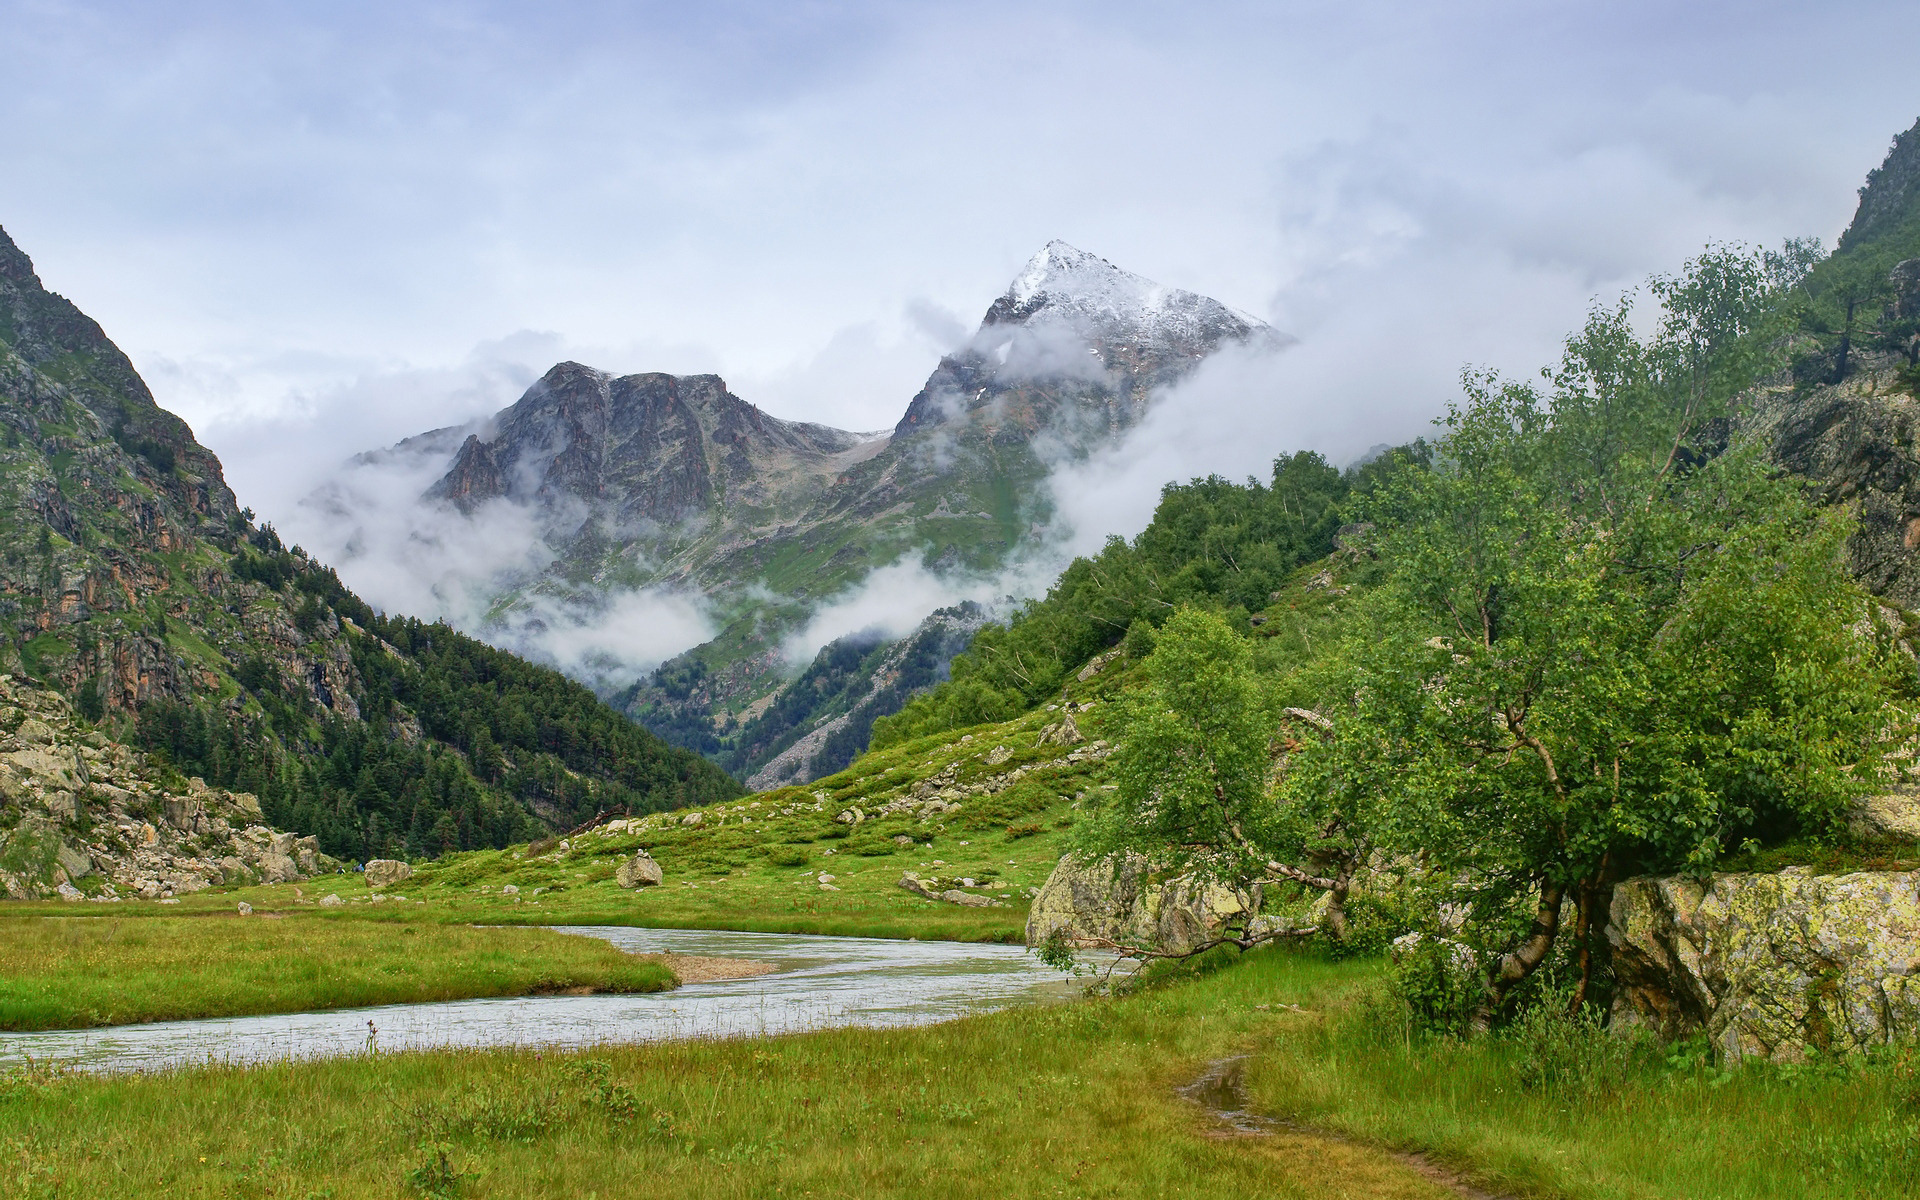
[1037,714,1085,747]
[1608,869,1920,1061]
[615,853,664,888]
[891,834,914,846]
[819,883,841,891]
[500,884,519,895]
[363,859,413,889]
[940,889,995,907]
[257,853,299,885]
[1848,787,1920,839]
[986,745,1013,766]
[318,894,343,907]
[897,871,940,899]
[1024,853,1261,955]
[55,881,83,902]
[681,811,705,827]
[817,873,835,883]
[237,902,252,915]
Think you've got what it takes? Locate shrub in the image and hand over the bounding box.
[763,845,810,867]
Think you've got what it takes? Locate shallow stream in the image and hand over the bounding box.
[0,926,1080,1074]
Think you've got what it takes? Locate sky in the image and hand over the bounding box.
[4,1,1919,671]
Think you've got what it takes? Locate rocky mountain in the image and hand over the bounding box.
[0,223,739,872]
[349,241,1279,783]
[1740,117,1920,605]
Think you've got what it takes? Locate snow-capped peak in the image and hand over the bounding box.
[993,240,1270,347]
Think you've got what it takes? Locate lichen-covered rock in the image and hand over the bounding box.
[615,853,663,888]
[1024,853,1259,955]
[1607,869,1920,1061]
[363,859,412,889]
[1848,787,1920,839]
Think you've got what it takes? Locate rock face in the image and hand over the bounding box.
[615,852,663,888]
[0,675,337,900]
[1024,853,1260,956]
[363,859,412,890]
[1607,869,1920,1061]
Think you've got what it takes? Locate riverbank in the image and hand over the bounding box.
[0,914,676,1031]
[4,945,1912,1199]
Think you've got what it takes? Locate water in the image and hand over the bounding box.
[0,927,1080,1075]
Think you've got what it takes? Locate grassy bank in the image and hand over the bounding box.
[4,946,1914,1198]
[0,915,674,1031]
[1245,990,1920,1199]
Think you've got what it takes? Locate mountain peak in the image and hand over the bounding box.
[986,240,1270,347]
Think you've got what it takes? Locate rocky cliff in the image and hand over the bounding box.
[0,674,340,900]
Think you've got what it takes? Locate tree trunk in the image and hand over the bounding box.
[1323,867,1353,941]
[1474,877,1566,1029]
[1568,856,1616,1015]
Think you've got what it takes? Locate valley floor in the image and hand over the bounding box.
[3,944,1913,1200]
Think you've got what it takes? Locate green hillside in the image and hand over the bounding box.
[0,225,740,864]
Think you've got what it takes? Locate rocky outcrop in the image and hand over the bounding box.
[1607,869,1920,1061]
[1024,853,1260,956]
[0,675,339,900]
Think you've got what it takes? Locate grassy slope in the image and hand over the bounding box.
[4,946,1914,1199]
[0,916,675,1031]
[48,665,1138,944]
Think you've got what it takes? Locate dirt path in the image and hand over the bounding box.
[1179,1056,1514,1200]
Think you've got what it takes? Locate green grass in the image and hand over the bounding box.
[0,949,1455,1200]
[1244,975,1920,1199]
[0,915,674,1031]
[83,699,1115,945]
[3,945,1912,1199]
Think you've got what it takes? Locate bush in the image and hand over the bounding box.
[763,845,810,867]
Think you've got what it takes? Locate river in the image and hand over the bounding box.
[0,926,1081,1074]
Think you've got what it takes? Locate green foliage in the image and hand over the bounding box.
[402,1143,473,1199]
[875,451,1358,748]
[1291,244,1904,1015]
[1077,608,1276,882]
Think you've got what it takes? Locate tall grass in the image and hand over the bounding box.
[1246,975,1920,1200]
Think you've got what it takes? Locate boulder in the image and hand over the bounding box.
[257,853,299,885]
[1848,787,1920,840]
[615,853,663,889]
[940,889,995,907]
[1025,853,1260,955]
[363,859,412,889]
[1608,869,1920,1061]
[318,893,343,907]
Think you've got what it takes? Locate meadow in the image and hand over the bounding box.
[3,945,1914,1199]
[0,915,674,1031]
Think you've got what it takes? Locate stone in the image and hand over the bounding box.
[819,883,840,891]
[363,859,413,889]
[500,884,519,895]
[237,901,253,915]
[681,811,704,827]
[55,881,83,902]
[817,873,835,883]
[986,745,1013,766]
[615,853,663,889]
[319,894,343,907]
[1608,869,1920,1061]
[1024,853,1261,955]
[898,871,939,899]
[257,853,299,885]
[940,889,995,907]
[1848,787,1920,840]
